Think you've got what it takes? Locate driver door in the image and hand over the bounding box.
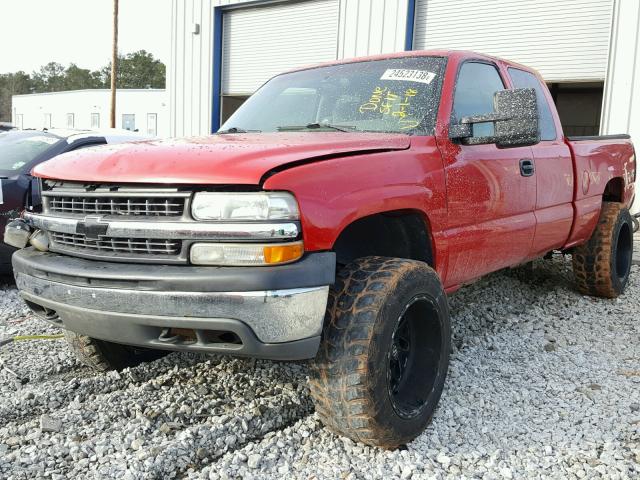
[440,61,537,286]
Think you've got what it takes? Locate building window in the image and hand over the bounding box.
[66,113,75,128]
[122,114,135,131]
[146,113,157,136]
[91,113,100,129]
[44,113,52,129]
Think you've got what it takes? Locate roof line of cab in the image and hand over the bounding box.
[282,49,536,77]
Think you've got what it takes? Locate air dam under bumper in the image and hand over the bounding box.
[13,248,335,360]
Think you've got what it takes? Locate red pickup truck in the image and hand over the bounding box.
[6,50,636,448]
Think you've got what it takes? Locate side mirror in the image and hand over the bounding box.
[449,88,540,148]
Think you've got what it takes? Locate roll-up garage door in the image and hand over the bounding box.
[222,0,340,96]
[413,0,613,82]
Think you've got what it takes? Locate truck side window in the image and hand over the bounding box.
[508,68,556,141]
[452,62,505,138]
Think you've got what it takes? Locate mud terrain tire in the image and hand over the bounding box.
[64,330,167,371]
[572,201,634,298]
[309,256,450,449]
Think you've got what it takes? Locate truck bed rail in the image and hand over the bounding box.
[567,134,631,141]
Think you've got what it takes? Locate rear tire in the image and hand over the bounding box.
[64,330,167,372]
[309,256,450,449]
[572,201,634,298]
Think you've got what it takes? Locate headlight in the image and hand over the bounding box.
[191,192,299,221]
[190,241,304,266]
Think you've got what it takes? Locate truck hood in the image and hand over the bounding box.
[32,132,411,185]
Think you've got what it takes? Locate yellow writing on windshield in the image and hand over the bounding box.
[359,86,388,113]
[358,87,421,130]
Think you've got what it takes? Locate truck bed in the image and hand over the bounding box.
[562,134,635,248]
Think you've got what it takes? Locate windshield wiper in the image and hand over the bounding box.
[277,123,357,132]
[217,127,261,134]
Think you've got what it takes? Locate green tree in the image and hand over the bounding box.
[64,64,102,90]
[0,71,33,121]
[90,69,107,88]
[31,62,66,92]
[103,50,166,88]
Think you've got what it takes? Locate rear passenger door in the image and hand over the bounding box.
[508,68,573,256]
[441,61,537,285]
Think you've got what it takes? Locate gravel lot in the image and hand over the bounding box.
[1,248,639,479]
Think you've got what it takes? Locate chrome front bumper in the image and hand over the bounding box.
[13,248,335,360]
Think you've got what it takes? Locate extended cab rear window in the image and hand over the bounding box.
[508,68,557,141]
[221,56,447,135]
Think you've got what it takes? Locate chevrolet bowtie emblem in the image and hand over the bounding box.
[76,216,109,240]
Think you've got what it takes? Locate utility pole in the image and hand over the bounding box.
[110,0,119,128]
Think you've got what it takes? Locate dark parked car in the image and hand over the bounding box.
[0,128,149,271]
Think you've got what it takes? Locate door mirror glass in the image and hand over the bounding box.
[450,88,540,148]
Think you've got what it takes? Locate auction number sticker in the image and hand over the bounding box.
[380,69,436,85]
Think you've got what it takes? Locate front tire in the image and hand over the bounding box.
[309,257,451,449]
[64,330,167,372]
[572,202,634,298]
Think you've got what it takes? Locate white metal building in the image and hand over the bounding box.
[12,89,169,137]
[168,0,640,148]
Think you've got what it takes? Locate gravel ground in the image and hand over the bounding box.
[1,248,639,479]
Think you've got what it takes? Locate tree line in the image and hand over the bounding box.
[0,50,165,122]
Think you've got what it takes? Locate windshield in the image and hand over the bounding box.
[0,131,61,172]
[220,56,446,135]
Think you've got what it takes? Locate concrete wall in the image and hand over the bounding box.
[12,89,169,137]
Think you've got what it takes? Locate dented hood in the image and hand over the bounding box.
[32,132,411,185]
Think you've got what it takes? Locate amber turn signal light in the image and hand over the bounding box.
[263,242,304,264]
[190,241,304,266]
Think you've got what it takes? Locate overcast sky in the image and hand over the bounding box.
[0,0,171,74]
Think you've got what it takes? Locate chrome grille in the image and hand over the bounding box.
[34,182,300,264]
[46,196,186,217]
[50,232,181,256]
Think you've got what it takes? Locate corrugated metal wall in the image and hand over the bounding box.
[600,0,640,213]
[413,0,613,82]
[169,0,213,138]
[338,0,409,58]
[168,0,409,136]
[169,0,254,138]
[222,0,340,95]
[168,0,622,137]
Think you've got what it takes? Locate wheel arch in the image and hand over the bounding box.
[331,209,436,268]
[603,176,625,203]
